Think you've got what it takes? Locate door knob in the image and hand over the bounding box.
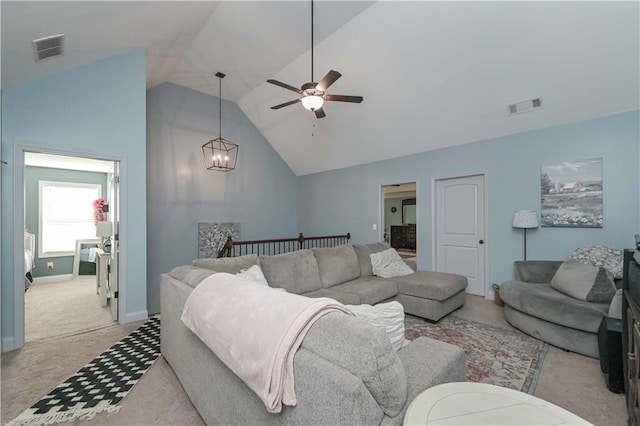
[479,240,484,244]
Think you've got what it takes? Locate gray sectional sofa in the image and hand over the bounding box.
[500,261,619,358]
[211,243,467,321]
[161,242,468,424]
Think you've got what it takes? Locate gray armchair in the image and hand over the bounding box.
[500,261,616,358]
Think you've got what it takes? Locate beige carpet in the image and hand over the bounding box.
[2,295,626,425]
[25,277,114,342]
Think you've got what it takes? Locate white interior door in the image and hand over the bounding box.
[109,162,120,321]
[435,174,486,296]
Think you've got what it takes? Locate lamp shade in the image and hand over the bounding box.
[512,210,539,229]
[96,221,113,237]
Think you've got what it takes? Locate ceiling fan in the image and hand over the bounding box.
[266,0,363,119]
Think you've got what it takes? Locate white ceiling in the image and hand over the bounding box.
[3,1,639,176]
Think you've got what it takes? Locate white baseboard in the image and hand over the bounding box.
[2,336,16,353]
[32,274,74,284]
[124,310,149,324]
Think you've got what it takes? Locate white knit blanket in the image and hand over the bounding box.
[180,273,352,413]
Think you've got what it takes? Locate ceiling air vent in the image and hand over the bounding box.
[507,97,542,116]
[32,34,64,62]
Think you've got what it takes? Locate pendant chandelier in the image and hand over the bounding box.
[202,72,239,172]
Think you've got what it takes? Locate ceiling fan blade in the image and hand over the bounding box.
[324,94,364,103]
[267,79,302,94]
[270,99,301,110]
[314,107,326,119]
[316,70,342,92]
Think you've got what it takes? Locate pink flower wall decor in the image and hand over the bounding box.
[93,197,106,227]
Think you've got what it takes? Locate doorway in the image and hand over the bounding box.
[434,174,487,297]
[21,151,120,343]
[382,182,417,262]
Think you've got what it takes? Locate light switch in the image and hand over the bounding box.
[372,224,377,230]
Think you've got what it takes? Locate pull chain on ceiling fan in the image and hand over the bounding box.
[266,0,363,119]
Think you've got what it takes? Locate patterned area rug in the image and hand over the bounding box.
[8,316,161,426]
[405,315,548,394]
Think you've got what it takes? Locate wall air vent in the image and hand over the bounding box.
[507,97,543,116]
[32,34,64,62]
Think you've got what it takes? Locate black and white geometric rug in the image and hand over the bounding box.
[8,316,161,426]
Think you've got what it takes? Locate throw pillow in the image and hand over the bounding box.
[237,264,269,286]
[346,302,408,351]
[550,260,616,304]
[370,248,414,278]
[608,289,623,320]
[567,245,623,279]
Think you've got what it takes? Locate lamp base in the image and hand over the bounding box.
[103,237,112,254]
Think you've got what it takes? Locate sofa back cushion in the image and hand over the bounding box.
[550,260,617,303]
[301,312,407,417]
[192,254,259,274]
[312,245,361,288]
[168,265,216,289]
[259,250,322,294]
[353,242,391,277]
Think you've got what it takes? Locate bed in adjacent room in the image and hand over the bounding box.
[24,231,35,291]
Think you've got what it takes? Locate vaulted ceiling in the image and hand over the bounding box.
[3,1,638,176]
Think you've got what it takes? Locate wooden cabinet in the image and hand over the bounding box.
[390,224,416,251]
[623,249,640,425]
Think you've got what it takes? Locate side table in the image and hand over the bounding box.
[403,382,590,425]
[95,248,110,307]
[597,315,623,393]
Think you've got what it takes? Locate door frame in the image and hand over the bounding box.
[12,144,127,350]
[431,172,490,299]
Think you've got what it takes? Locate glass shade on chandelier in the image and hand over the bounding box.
[202,71,239,172]
[202,137,238,172]
[301,95,323,111]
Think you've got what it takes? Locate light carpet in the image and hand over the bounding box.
[7,317,160,426]
[405,315,548,394]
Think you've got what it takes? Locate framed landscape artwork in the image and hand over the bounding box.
[540,158,603,228]
[198,222,240,258]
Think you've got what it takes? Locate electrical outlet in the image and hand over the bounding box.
[47,261,54,270]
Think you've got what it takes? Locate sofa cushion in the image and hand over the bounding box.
[313,245,361,288]
[301,312,407,417]
[192,254,259,274]
[500,280,609,333]
[391,271,468,301]
[168,265,216,289]
[371,248,414,278]
[304,288,361,305]
[259,250,322,294]
[333,277,399,305]
[550,261,616,303]
[568,245,624,279]
[347,302,407,352]
[353,242,391,277]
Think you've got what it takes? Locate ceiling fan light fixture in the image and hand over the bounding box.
[301,95,324,111]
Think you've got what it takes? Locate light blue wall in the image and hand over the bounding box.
[298,111,639,289]
[24,166,108,277]
[146,83,299,314]
[1,50,147,344]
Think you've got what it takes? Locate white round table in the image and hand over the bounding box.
[403,382,592,425]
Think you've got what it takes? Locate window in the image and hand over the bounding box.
[39,181,102,257]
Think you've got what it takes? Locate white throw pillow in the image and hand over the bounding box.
[237,264,269,286]
[346,302,408,351]
[370,248,414,278]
